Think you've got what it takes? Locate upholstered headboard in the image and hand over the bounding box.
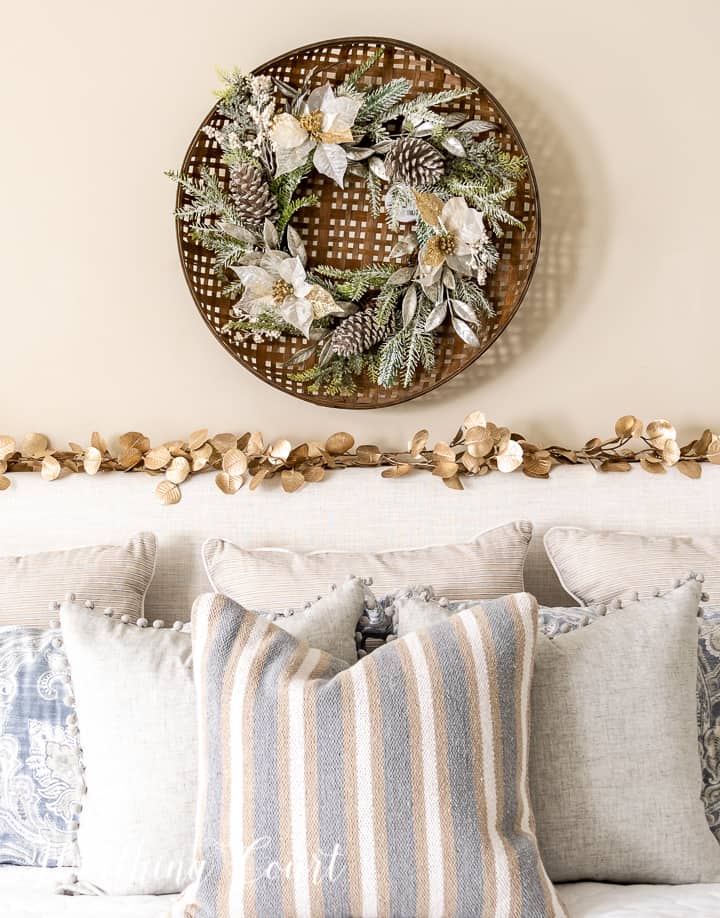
[2,465,720,620]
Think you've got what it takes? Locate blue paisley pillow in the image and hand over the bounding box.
[0,626,83,866]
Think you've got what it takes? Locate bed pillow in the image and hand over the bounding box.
[0,533,156,627]
[253,576,370,663]
[544,525,720,606]
[0,626,83,867]
[391,582,720,844]
[531,578,720,883]
[57,577,369,896]
[58,600,196,896]
[178,591,566,918]
[202,520,532,613]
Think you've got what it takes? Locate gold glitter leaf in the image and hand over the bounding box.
[0,476,10,491]
[443,475,464,491]
[413,191,443,228]
[421,237,445,268]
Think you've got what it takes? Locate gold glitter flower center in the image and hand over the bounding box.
[299,110,324,138]
[272,279,294,303]
[437,233,457,256]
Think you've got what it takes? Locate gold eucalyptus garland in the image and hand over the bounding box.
[0,413,718,504]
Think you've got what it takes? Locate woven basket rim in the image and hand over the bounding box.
[175,36,541,409]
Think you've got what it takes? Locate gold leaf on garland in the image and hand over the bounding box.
[188,428,209,451]
[40,456,61,481]
[0,436,16,461]
[118,432,149,453]
[382,464,413,478]
[640,455,666,474]
[222,448,248,479]
[22,433,48,459]
[144,447,172,470]
[83,447,102,475]
[614,415,643,438]
[156,480,182,504]
[211,433,238,454]
[677,459,702,479]
[0,476,10,491]
[326,432,354,455]
[281,469,304,493]
[166,456,191,484]
[303,465,325,482]
[409,430,429,456]
[215,472,243,495]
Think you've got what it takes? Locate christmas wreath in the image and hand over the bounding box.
[169,46,526,395]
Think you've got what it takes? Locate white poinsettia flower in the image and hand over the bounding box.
[270,83,363,186]
[419,196,490,285]
[232,253,343,338]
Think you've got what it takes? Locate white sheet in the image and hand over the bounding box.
[0,866,175,917]
[3,867,720,917]
[559,880,720,916]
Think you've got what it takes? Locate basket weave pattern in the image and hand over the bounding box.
[176,37,540,408]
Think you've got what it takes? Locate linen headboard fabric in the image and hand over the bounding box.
[2,466,720,622]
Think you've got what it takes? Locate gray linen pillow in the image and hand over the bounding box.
[530,579,720,883]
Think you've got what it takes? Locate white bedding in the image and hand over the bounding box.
[559,881,720,916]
[0,866,174,917]
[3,867,720,917]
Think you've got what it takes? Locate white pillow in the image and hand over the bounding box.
[203,520,532,611]
[58,601,195,896]
[57,578,370,895]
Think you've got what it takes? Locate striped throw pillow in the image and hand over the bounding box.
[179,592,565,918]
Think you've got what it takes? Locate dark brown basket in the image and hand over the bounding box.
[175,36,540,409]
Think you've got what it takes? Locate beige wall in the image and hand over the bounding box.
[2,1,717,449]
